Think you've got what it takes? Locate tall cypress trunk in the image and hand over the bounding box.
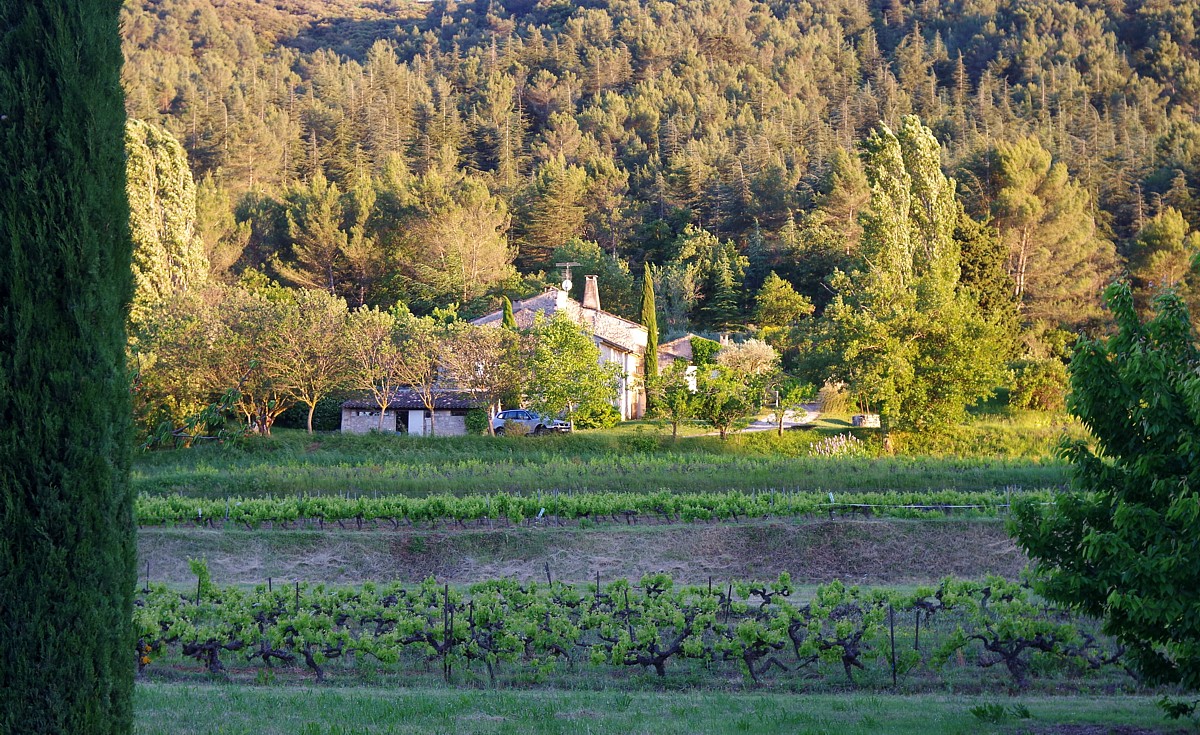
[0,2,136,733]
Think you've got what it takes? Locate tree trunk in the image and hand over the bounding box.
[307,402,316,434]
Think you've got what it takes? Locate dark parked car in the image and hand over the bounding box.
[492,409,571,435]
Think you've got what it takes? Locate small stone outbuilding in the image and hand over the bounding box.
[341,388,480,436]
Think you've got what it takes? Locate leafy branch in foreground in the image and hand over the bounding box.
[1011,282,1200,716]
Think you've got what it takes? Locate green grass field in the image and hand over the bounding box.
[134,685,1179,735]
[132,414,1078,499]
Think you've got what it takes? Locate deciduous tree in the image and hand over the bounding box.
[524,312,619,425]
[815,116,1006,434]
[1011,282,1200,714]
[125,118,208,319]
[268,289,351,433]
[345,306,405,431]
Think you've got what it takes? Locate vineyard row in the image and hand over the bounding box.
[135,488,1059,529]
[136,569,1124,689]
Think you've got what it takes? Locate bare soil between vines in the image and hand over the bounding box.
[138,518,1025,586]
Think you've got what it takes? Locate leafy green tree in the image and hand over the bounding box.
[345,307,405,431]
[524,312,619,425]
[268,289,351,433]
[439,324,521,435]
[815,117,1006,434]
[125,118,209,319]
[992,136,1117,330]
[771,379,816,437]
[391,313,447,436]
[652,360,695,440]
[693,365,757,440]
[1011,282,1200,713]
[0,1,136,731]
[753,272,814,328]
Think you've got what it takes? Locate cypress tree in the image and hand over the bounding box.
[640,262,659,390]
[0,2,136,733]
[501,295,517,329]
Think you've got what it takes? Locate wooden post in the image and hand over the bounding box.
[889,603,897,687]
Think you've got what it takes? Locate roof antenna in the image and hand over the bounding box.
[554,261,581,292]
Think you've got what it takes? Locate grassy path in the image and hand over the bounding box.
[135,684,1176,735]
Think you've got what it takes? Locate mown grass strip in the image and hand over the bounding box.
[134,685,1172,735]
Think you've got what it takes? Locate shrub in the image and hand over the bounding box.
[571,403,621,429]
[464,408,490,435]
[501,419,531,437]
[1009,359,1068,411]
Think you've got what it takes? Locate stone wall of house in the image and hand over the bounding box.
[405,410,468,436]
[341,408,397,433]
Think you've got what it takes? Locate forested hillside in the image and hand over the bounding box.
[121,0,1200,361]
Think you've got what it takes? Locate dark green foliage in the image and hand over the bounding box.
[551,238,637,319]
[275,393,350,432]
[955,209,1019,354]
[0,1,136,732]
[1011,282,1200,703]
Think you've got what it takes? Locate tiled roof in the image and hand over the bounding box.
[341,387,482,410]
[473,288,648,355]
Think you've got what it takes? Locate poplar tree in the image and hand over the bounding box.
[125,118,208,320]
[0,1,136,732]
[816,116,1005,433]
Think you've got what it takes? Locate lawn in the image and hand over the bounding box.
[134,684,1179,735]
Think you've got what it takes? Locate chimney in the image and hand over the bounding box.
[582,275,601,311]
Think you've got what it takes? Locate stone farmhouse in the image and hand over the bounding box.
[472,276,649,420]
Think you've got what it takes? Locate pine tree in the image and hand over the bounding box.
[699,254,741,331]
[992,136,1118,331]
[640,262,659,383]
[0,1,136,732]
